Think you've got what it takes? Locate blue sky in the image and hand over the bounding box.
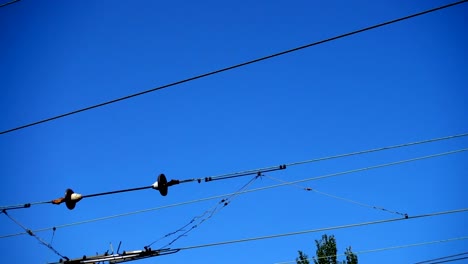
[0,0,467,263]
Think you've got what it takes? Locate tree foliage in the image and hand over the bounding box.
[296,234,358,264]
[296,250,310,264]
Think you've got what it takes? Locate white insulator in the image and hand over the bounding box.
[70,193,82,201]
[152,180,159,189]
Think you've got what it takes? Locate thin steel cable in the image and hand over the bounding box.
[0,200,53,211]
[81,185,152,199]
[425,257,468,264]
[0,0,20,8]
[1,133,466,211]
[1,148,465,239]
[264,175,407,217]
[274,237,468,264]
[177,208,468,251]
[192,133,468,183]
[148,175,260,249]
[415,252,468,264]
[1,1,467,135]
[2,210,69,260]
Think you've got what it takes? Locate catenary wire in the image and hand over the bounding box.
[176,208,468,251]
[0,0,20,8]
[264,175,407,217]
[1,148,465,239]
[421,257,468,264]
[1,133,466,211]
[274,237,468,264]
[1,210,69,260]
[415,252,468,264]
[1,0,467,135]
[147,174,260,249]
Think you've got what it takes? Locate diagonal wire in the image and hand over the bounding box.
[422,256,468,264]
[1,210,69,260]
[1,148,466,239]
[264,175,407,217]
[147,174,261,249]
[415,252,468,264]
[1,0,467,135]
[0,0,20,8]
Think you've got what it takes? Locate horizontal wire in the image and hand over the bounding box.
[176,208,468,251]
[1,148,465,239]
[1,1,467,135]
[274,236,468,264]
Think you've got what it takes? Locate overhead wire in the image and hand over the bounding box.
[1,210,69,260]
[47,210,468,263]
[146,174,261,249]
[176,208,468,251]
[1,132,467,211]
[0,0,20,8]
[416,252,468,264]
[1,0,467,135]
[264,175,407,217]
[1,147,466,239]
[274,237,468,264]
[426,257,468,264]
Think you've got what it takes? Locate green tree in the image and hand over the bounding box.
[296,250,310,264]
[296,234,358,264]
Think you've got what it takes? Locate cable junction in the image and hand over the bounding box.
[46,208,468,263]
[1,133,467,211]
[2,210,69,261]
[146,174,261,250]
[1,147,467,239]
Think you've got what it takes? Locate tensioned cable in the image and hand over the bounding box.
[147,174,261,249]
[422,257,468,264]
[1,0,466,135]
[1,148,465,239]
[416,252,468,264]
[274,237,468,264]
[2,133,466,211]
[0,0,20,8]
[264,175,407,217]
[176,208,468,251]
[1,210,69,260]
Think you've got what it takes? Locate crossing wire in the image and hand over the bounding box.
[1,0,467,135]
[2,210,69,260]
[146,174,260,249]
[1,132,467,211]
[1,148,466,239]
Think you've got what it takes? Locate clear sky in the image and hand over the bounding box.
[0,1,467,263]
